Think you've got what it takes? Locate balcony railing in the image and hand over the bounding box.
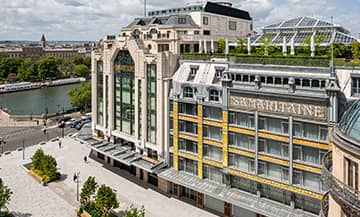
[321,152,360,214]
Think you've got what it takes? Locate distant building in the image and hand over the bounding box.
[0,34,91,60]
[250,17,360,47]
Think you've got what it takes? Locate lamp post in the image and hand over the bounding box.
[62,107,65,138]
[0,137,6,154]
[73,172,80,201]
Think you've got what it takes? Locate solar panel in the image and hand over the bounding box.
[273,32,295,44]
[316,20,333,27]
[298,17,317,27]
[315,31,332,43]
[334,32,357,44]
[294,32,313,44]
[281,17,302,27]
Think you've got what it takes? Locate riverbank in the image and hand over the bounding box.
[0,77,86,94]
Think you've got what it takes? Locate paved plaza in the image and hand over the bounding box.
[0,135,218,217]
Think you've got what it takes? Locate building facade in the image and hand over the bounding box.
[321,100,360,217]
[158,59,342,217]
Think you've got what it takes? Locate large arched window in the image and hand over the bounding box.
[183,87,193,98]
[209,89,220,102]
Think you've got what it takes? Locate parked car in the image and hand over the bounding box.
[70,119,82,128]
[57,116,71,123]
[75,119,91,130]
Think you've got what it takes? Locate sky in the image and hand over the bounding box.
[0,0,359,41]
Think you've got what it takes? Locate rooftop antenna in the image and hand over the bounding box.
[330,16,335,76]
[144,0,147,17]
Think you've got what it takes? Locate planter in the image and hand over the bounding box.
[28,169,43,184]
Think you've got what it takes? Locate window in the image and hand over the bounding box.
[293,145,326,165]
[228,112,254,128]
[209,89,220,102]
[179,120,197,135]
[169,117,173,130]
[203,144,222,161]
[203,164,223,183]
[203,106,222,120]
[147,64,157,143]
[293,169,321,192]
[178,17,186,24]
[229,21,236,30]
[179,139,197,154]
[194,31,200,35]
[229,153,255,173]
[179,103,197,116]
[203,16,209,25]
[179,157,198,175]
[188,65,198,81]
[345,157,358,189]
[203,125,222,141]
[259,139,289,159]
[203,30,211,35]
[293,121,328,141]
[259,116,289,135]
[183,87,193,98]
[169,100,173,112]
[258,161,289,183]
[228,132,255,151]
[352,77,360,96]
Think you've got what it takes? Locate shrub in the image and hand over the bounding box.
[31,149,58,183]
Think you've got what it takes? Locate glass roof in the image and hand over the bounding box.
[338,100,360,142]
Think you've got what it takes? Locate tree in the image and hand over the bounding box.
[258,33,273,56]
[84,56,91,69]
[217,38,225,53]
[0,57,23,79]
[41,154,57,183]
[31,149,45,171]
[37,56,60,80]
[58,59,75,78]
[72,56,85,65]
[330,42,347,58]
[124,205,145,217]
[0,179,12,213]
[68,82,91,112]
[17,58,36,81]
[74,64,90,78]
[351,41,360,59]
[80,176,98,206]
[95,184,119,217]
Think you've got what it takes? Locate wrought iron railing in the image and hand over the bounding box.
[321,152,360,213]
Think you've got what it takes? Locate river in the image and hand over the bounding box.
[0,83,81,115]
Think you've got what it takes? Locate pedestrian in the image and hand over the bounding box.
[58,141,62,149]
[84,156,87,163]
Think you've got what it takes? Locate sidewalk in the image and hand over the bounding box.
[0,137,218,217]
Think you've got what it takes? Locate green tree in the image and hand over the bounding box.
[235,38,246,54]
[58,59,74,78]
[41,154,57,183]
[37,56,60,80]
[351,41,360,59]
[217,38,225,53]
[68,82,91,112]
[95,184,119,217]
[124,205,145,217]
[258,33,273,56]
[31,149,45,171]
[74,64,90,78]
[17,58,35,81]
[84,56,91,69]
[0,57,23,79]
[72,56,85,65]
[0,179,12,213]
[80,176,98,206]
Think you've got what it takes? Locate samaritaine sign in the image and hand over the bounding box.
[229,95,327,120]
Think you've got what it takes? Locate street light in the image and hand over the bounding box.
[73,172,80,201]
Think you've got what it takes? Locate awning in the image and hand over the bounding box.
[158,168,318,217]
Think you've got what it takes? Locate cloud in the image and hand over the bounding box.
[0,0,359,40]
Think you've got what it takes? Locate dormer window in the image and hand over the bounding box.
[209,89,220,102]
[213,66,225,83]
[178,17,186,24]
[183,87,193,98]
[188,65,199,81]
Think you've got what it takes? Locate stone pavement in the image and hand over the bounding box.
[0,136,218,217]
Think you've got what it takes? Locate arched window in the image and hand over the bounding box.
[183,87,193,98]
[209,89,219,102]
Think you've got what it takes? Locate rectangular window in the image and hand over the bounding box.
[203,16,209,25]
[203,30,211,35]
[203,164,223,184]
[178,17,186,24]
[228,111,254,128]
[229,153,255,173]
[179,103,197,116]
[147,64,157,144]
[294,169,321,192]
[179,138,197,154]
[179,120,197,135]
[228,132,255,151]
[203,106,222,120]
[169,100,173,112]
[179,157,198,176]
[203,125,222,141]
[345,157,359,189]
[203,144,222,162]
[96,61,104,126]
[351,77,360,96]
[259,116,288,135]
[293,121,328,141]
[229,21,236,30]
[138,79,142,138]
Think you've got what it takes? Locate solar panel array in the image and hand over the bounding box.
[294,32,313,44]
[316,20,333,27]
[298,17,317,27]
[334,32,357,44]
[315,32,333,43]
[273,32,295,44]
[256,32,278,43]
[280,17,302,27]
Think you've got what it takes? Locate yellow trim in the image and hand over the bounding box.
[178,151,198,161]
[173,101,179,170]
[258,154,289,166]
[293,162,322,174]
[258,132,289,143]
[179,133,198,142]
[228,126,255,136]
[203,119,223,127]
[178,114,198,123]
[203,158,223,168]
[293,138,329,150]
[203,139,223,148]
[228,147,255,158]
[197,104,203,178]
[228,168,323,199]
[222,111,228,167]
[169,112,174,118]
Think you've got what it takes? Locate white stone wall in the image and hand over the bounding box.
[336,67,360,100]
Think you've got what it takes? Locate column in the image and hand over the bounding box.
[224,202,231,217]
[196,192,204,208]
[289,116,293,185]
[172,183,180,198]
[254,111,259,175]
[198,104,203,178]
[173,101,179,170]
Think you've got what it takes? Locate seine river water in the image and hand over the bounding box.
[0,83,81,115]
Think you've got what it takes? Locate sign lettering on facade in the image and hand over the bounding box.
[229,95,327,120]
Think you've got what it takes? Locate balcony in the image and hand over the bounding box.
[321,152,360,215]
